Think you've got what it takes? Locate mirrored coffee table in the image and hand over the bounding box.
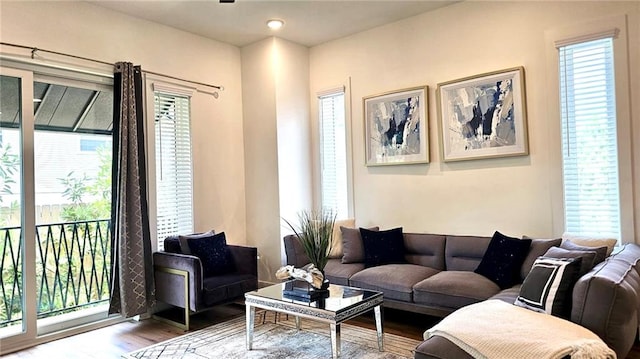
[245,281,384,358]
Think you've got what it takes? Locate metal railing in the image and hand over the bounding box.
[0,219,111,327]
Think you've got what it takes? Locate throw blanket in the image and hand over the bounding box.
[424,300,616,359]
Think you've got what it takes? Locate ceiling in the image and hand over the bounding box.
[89,0,458,47]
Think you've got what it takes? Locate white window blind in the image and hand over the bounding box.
[319,91,348,219]
[559,37,621,240]
[154,92,194,247]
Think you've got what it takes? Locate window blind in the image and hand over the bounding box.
[559,37,620,239]
[154,92,194,248]
[319,91,348,219]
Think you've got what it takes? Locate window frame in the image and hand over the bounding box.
[558,37,621,239]
[315,83,354,220]
[545,15,634,243]
[144,78,195,251]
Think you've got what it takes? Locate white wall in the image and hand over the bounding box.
[241,38,281,282]
[274,38,312,242]
[310,1,639,242]
[242,37,312,283]
[0,1,248,246]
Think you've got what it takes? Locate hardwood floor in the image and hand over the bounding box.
[4,304,640,358]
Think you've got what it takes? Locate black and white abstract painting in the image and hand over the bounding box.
[437,67,528,162]
[364,86,428,166]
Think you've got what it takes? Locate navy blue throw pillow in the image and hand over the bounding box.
[360,227,406,268]
[475,231,532,289]
[179,232,234,277]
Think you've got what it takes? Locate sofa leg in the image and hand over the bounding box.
[153,266,191,331]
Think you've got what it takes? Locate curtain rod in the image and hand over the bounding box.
[0,41,224,91]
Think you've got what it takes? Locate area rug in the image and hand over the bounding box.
[124,313,419,358]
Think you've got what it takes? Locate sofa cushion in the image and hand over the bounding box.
[413,271,500,309]
[283,234,311,267]
[323,259,364,286]
[342,226,378,263]
[475,231,531,289]
[514,257,582,318]
[520,237,562,280]
[349,264,439,302]
[490,284,522,304]
[561,239,608,265]
[544,246,597,276]
[360,227,406,268]
[179,232,234,277]
[328,218,356,259]
[562,233,617,256]
[445,235,491,271]
[404,233,446,270]
[415,336,474,359]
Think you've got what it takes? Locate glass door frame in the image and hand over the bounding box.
[0,62,121,354]
[0,66,37,351]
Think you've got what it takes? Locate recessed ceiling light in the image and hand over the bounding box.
[267,19,284,30]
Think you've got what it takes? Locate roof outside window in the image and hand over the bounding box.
[0,77,113,135]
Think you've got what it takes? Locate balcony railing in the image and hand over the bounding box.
[0,219,111,327]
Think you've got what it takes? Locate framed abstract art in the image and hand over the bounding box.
[363,86,428,166]
[437,67,528,162]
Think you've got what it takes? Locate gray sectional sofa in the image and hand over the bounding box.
[283,232,640,358]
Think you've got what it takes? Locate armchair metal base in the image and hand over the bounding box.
[153,266,191,331]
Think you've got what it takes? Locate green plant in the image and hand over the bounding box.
[0,143,19,205]
[59,146,112,222]
[283,209,336,271]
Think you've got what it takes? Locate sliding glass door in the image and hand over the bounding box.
[0,65,114,350]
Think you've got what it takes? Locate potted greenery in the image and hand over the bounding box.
[283,209,336,287]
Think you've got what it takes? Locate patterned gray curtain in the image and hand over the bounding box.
[109,62,155,317]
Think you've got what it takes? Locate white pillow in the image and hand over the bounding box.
[328,218,356,259]
[562,232,618,256]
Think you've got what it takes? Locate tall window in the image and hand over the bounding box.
[559,37,620,240]
[154,91,193,248]
[319,90,348,219]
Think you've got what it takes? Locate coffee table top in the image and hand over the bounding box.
[245,281,383,323]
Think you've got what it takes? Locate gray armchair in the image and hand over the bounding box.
[153,234,258,330]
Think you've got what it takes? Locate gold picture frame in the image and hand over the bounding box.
[363,86,429,166]
[437,67,528,162]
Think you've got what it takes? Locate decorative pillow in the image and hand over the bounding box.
[544,246,597,276]
[514,256,582,318]
[520,236,563,279]
[561,239,608,265]
[328,218,356,259]
[562,233,617,256]
[165,230,215,254]
[179,232,234,276]
[360,227,406,268]
[474,231,532,289]
[342,226,378,264]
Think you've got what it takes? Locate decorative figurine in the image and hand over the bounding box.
[276,264,325,289]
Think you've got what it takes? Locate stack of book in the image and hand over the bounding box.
[283,282,329,302]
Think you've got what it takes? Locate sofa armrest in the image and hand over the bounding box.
[228,245,258,277]
[571,244,640,358]
[153,251,203,311]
